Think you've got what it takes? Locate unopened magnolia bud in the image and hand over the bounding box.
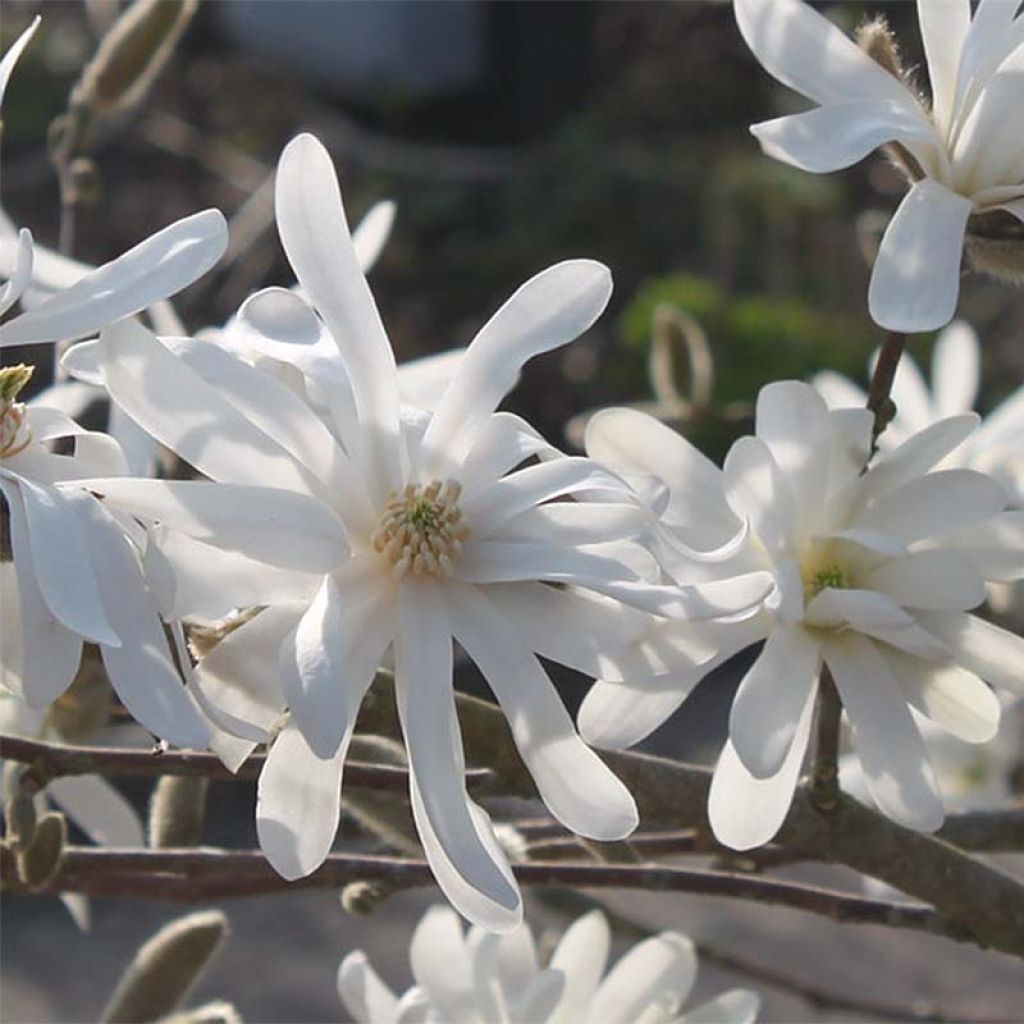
[16,812,66,891]
[73,0,198,117]
[855,16,904,81]
[69,156,101,206]
[4,790,37,852]
[157,1001,242,1024]
[339,880,388,916]
[148,776,209,848]
[186,608,260,660]
[101,910,229,1024]
[0,364,33,402]
[965,210,1024,285]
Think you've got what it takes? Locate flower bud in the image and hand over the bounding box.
[15,811,66,891]
[964,210,1024,285]
[147,775,209,848]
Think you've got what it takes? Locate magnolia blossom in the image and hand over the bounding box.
[338,906,759,1024]
[584,381,1024,849]
[735,0,1024,331]
[815,320,1024,504]
[83,132,771,928]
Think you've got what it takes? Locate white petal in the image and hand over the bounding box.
[409,772,521,933]
[550,910,611,1023]
[97,318,321,495]
[1,211,227,347]
[938,510,1024,582]
[337,951,399,1024]
[424,260,612,468]
[812,370,867,410]
[448,582,638,841]
[143,528,319,620]
[280,565,391,758]
[879,644,1000,743]
[351,199,396,272]
[256,719,347,880]
[517,972,565,1024]
[409,906,475,1020]
[825,633,944,831]
[805,588,950,659]
[589,932,696,1024]
[887,351,935,435]
[868,179,973,333]
[859,467,1005,546]
[754,381,830,522]
[0,479,83,705]
[458,412,552,497]
[0,16,40,109]
[395,583,520,923]
[46,775,144,847]
[708,680,816,850]
[275,133,402,499]
[396,347,465,413]
[722,436,797,554]
[585,407,738,547]
[194,605,302,741]
[752,98,934,173]
[12,477,120,646]
[917,0,971,135]
[932,321,980,417]
[495,502,647,547]
[861,549,986,610]
[78,497,210,748]
[0,228,33,317]
[729,625,821,778]
[82,477,349,572]
[914,611,1024,694]
[464,457,631,538]
[681,990,761,1024]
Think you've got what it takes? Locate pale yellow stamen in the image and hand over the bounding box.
[804,562,851,601]
[0,365,34,459]
[371,478,469,580]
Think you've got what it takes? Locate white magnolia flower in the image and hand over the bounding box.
[815,320,1024,504]
[338,906,759,1024]
[735,0,1024,331]
[0,361,349,748]
[0,19,228,352]
[584,381,1024,849]
[83,132,772,928]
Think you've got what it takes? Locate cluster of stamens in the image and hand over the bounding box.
[371,479,469,580]
[0,365,34,460]
[803,562,851,601]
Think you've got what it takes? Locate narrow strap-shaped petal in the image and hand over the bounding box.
[868,179,973,333]
[337,951,400,1024]
[914,611,1024,694]
[917,0,971,135]
[708,681,816,850]
[46,775,144,847]
[549,911,611,1023]
[493,502,647,547]
[722,436,798,554]
[275,133,402,500]
[408,906,475,1021]
[280,564,392,758]
[932,321,980,418]
[79,477,350,573]
[457,412,553,498]
[0,227,32,317]
[729,625,821,779]
[812,370,868,411]
[1,211,227,347]
[938,510,1024,582]
[681,989,761,1024]
[395,582,521,928]
[256,719,347,880]
[0,481,83,706]
[423,260,612,470]
[448,581,638,841]
[351,199,396,272]
[861,549,986,610]
[0,16,40,108]
[825,633,944,832]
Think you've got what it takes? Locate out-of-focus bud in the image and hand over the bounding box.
[339,880,388,916]
[15,811,66,891]
[855,16,904,81]
[964,210,1024,285]
[3,789,37,852]
[72,0,198,119]
[148,776,209,848]
[50,648,113,742]
[101,910,230,1024]
[186,608,260,661]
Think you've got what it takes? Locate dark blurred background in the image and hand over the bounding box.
[3,3,1024,1021]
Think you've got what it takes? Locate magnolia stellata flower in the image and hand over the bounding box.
[735,0,1024,331]
[338,906,760,1024]
[0,19,228,351]
[584,381,1024,849]
[84,132,772,929]
[815,320,1024,505]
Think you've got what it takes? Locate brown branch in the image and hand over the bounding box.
[866,329,908,454]
[0,845,962,942]
[0,733,492,793]
[937,808,1024,853]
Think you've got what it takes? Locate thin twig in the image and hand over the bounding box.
[0,733,492,793]
[0,845,964,943]
[865,329,908,455]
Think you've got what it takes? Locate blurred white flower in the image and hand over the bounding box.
[735,0,1024,331]
[814,320,1024,504]
[337,906,759,1024]
[83,132,772,929]
[584,381,1024,849]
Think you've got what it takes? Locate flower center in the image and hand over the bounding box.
[371,479,469,580]
[0,365,34,460]
[803,561,851,601]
